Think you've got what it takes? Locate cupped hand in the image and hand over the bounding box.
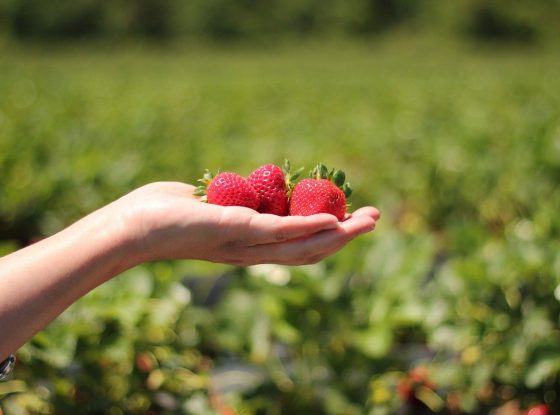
[117,182,380,266]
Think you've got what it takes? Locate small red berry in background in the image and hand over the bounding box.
[526,404,552,415]
[135,352,155,373]
[397,366,437,406]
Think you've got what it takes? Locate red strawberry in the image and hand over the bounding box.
[195,170,259,210]
[289,164,352,221]
[247,164,288,215]
[397,366,437,406]
[247,160,301,216]
[526,404,552,415]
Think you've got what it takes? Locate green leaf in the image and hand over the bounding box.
[332,170,346,187]
[525,354,560,388]
[351,325,393,358]
[342,182,352,198]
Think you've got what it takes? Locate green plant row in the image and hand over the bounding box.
[1,45,559,414]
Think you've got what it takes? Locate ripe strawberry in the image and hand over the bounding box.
[135,353,155,373]
[194,170,259,210]
[247,160,301,216]
[397,366,437,406]
[247,164,288,215]
[526,404,551,415]
[289,163,352,221]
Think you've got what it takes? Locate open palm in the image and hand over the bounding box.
[119,182,380,266]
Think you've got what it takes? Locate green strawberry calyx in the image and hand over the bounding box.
[193,169,216,202]
[310,163,353,200]
[283,158,304,197]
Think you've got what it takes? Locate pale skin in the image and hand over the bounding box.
[0,182,380,361]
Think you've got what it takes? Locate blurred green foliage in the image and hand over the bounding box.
[1,42,560,414]
[0,0,559,45]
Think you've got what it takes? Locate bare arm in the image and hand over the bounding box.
[0,182,380,360]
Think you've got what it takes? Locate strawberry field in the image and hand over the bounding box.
[1,42,560,414]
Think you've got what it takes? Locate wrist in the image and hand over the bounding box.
[109,197,164,265]
[95,203,145,273]
[59,202,143,284]
[107,182,203,264]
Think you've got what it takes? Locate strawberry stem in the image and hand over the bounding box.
[283,158,304,197]
[193,169,215,201]
[312,163,330,180]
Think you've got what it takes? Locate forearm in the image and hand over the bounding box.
[0,203,139,360]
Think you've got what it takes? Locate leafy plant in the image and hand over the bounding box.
[1,43,559,414]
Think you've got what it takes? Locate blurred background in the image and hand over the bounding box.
[1,1,560,414]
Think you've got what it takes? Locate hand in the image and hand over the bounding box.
[117,182,380,266]
[0,181,379,358]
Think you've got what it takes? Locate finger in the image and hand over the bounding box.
[246,213,340,245]
[347,206,381,221]
[340,212,377,235]
[248,214,376,265]
[251,229,349,265]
